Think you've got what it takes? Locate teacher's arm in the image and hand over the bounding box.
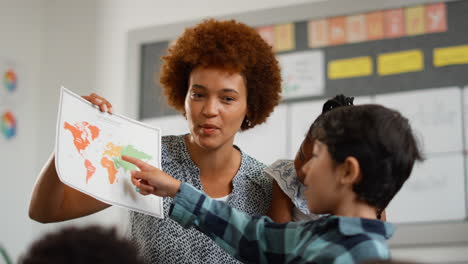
[29,94,113,223]
[267,181,293,223]
[29,153,110,223]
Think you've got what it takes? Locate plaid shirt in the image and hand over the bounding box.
[170,183,394,264]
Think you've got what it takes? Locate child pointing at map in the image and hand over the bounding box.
[122,103,423,264]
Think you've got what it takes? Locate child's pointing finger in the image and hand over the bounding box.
[122,155,155,171]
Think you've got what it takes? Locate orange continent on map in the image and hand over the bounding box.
[101,157,118,184]
[64,121,101,154]
[84,159,96,183]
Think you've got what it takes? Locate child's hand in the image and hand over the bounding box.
[122,155,181,198]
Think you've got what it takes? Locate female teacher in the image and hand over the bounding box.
[29,19,282,263]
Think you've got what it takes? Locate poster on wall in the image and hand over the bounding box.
[0,57,20,141]
[0,58,19,105]
[277,50,324,99]
[0,109,17,140]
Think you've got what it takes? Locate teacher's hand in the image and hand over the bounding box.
[82,93,113,114]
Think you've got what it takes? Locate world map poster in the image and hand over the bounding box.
[55,87,163,218]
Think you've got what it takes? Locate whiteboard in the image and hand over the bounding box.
[289,95,373,159]
[375,87,463,154]
[463,86,468,149]
[235,105,288,165]
[387,153,466,223]
[375,87,466,223]
[289,100,323,159]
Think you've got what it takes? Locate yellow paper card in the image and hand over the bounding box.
[434,45,468,67]
[274,23,295,52]
[328,56,373,79]
[405,5,426,35]
[378,50,423,76]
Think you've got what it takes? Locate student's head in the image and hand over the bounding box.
[20,225,145,264]
[294,95,354,181]
[160,19,281,149]
[301,104,423,217]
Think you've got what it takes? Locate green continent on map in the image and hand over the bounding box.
[112,145,152,171]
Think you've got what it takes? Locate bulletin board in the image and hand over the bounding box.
[126,0,468,247]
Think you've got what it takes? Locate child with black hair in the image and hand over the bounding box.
[20,225,146,264]
[123,103,423,264]
[267,95,355,222]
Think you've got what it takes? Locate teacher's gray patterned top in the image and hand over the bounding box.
[130,135,272,263]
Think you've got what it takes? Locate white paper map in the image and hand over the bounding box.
[55,87,163,218]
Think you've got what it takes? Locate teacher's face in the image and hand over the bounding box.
[185,66,248,150]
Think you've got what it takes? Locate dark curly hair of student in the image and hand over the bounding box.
[322,94,354,113]
[20,225,145,264]
[309,104,424,218]
[160,18,282,130]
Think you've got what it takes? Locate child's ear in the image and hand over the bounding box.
[339,157,362,185]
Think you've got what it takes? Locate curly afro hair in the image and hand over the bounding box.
[160,19,282,130]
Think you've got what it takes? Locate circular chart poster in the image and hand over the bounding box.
[0,58,20,105]
[1,111,17,140]
[3,69,17,92]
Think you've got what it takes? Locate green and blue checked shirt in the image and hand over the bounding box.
[169,183,394,264]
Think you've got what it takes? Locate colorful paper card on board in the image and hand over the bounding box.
[384,8,406,38]
[328,56,373,80]
[308,19,328,48]
[274,23,295,52]
[406,6,426,36]
[378,49,424,76]
[346,15,367,43]
[426,3,447,33]
[328,17,346,45]
[434,45,468,67]
[367,11,384,40]
[257,26,275,49]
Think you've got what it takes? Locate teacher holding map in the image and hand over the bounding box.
[29,19,282,263]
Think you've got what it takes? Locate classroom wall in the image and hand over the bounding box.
[32,0,127,255]
[0,0,44,261]
[2,0,467,262]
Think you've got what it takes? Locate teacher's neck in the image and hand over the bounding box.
[184,134,241,176]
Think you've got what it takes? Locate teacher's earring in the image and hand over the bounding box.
[135,187,140,193]
[244,117,252,128]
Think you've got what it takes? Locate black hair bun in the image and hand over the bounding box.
[322,94,354,113]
